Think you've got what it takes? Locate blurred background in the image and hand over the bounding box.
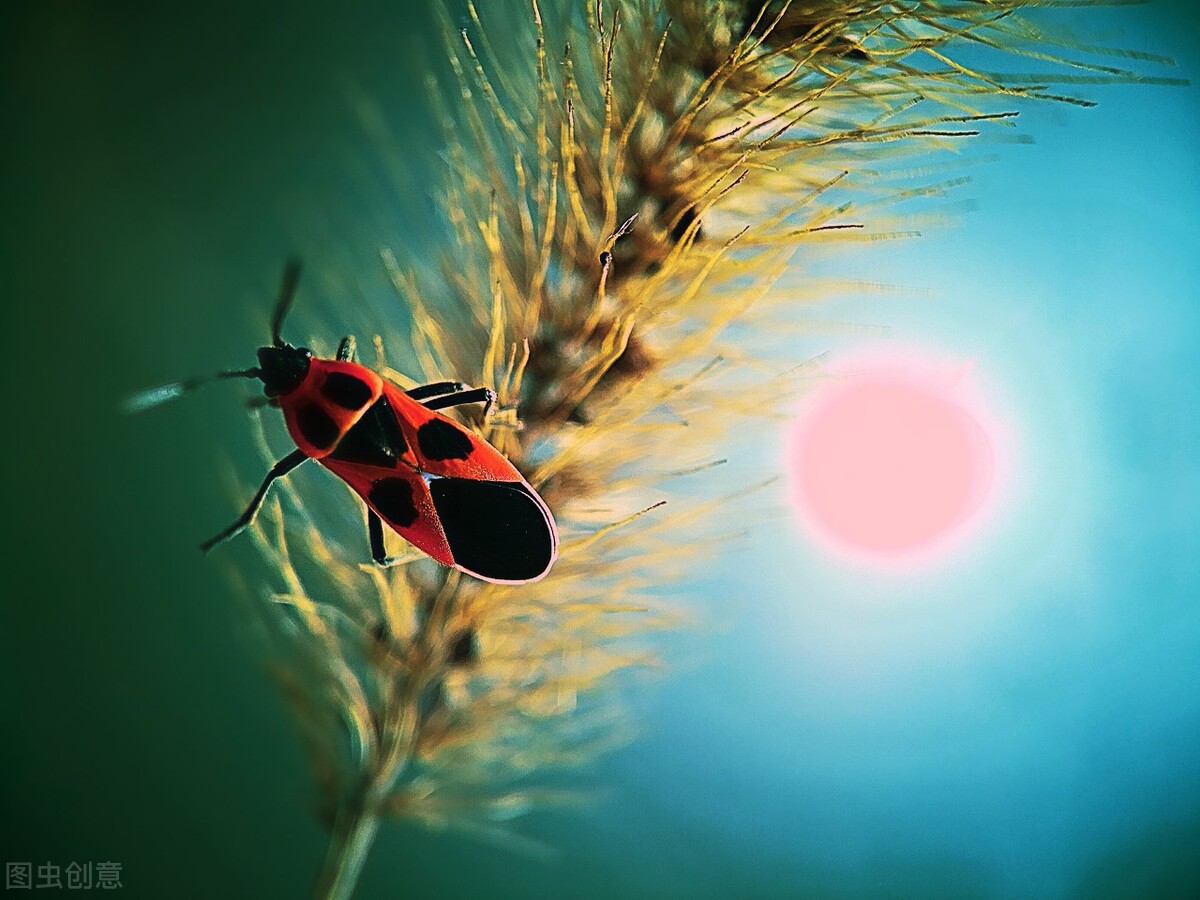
[3,1,1198,897]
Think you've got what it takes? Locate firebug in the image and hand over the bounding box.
[127,261,558,584]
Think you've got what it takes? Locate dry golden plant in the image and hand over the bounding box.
[223,2,1177,896]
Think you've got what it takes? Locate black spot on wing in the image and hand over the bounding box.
[321,371,373,410]
[329,396,408,468]
[296,403,339,450]
[430,478,555,582]
[369,477,419,528]
[417,418,475,461]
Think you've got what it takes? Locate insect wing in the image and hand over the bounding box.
[383,383,558,582]
[428,476,558,583]
[383,382,523,481]
[319,457,454,568]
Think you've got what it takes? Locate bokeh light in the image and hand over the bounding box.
[789,355,1000,565]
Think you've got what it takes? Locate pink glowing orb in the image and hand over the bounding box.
[789,359,996,561]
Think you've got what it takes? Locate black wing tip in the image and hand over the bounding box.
[430,477,558,584]
[460,543,558,585]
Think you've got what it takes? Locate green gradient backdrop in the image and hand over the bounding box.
[3,3,444,897]
[4,2,1200,899]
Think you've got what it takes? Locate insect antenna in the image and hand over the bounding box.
[269,259,303,347]
[122,368,261,414]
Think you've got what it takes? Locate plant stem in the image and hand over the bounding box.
[312,788,382,900]
[314,682,421,899]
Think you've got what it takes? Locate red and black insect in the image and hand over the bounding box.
[128,261,557,584]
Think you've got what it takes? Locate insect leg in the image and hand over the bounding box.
[336,335,357,362]
[368,509,405,567]
[199,449,308,553]
[406,381,468,401]
[422,387,497,415]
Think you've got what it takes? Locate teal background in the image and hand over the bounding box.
[3,2,1199,898]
